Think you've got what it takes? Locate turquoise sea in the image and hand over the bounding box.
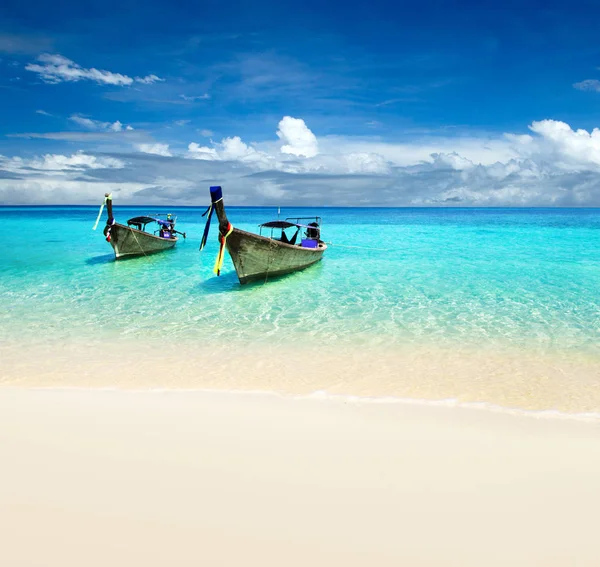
[1,205,599,413]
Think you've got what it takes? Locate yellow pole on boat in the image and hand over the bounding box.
[213,223,233,276]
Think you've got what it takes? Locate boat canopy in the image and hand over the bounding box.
[259,219,320,230]
[127,216,157,226]
[259,220,299,229]
[127,216,174,227]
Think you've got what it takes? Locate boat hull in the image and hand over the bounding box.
[108,223,178,259]
[226,228,326,284]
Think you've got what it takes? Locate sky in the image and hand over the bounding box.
[3,0,600,206]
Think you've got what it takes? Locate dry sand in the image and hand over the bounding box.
[1,388,600,566]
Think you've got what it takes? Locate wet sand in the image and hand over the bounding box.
[2,339,600,414]
[1,388,600,566]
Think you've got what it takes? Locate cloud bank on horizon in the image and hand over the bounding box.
[2,115,600,206]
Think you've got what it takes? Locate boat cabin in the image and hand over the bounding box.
[126,214,177,239]
[258,217,322,248]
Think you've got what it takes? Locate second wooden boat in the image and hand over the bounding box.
[95,193,185,259]
[202,185,326,284]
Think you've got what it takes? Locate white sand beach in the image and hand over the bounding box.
[1,388,600,566]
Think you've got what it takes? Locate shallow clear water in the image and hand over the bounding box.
[1,206,599,354]
[2,205,600,413]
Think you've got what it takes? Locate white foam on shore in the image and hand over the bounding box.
[303,389,600,424]
[2,337,599,418]
[8,383,600,425]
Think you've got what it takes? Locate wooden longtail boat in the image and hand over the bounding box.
[94,193,185,259]
[202,185,326,284]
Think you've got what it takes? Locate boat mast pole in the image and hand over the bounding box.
[210,186,230,235]
[105,192,114,223]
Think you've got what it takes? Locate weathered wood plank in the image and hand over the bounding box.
[107,223,178,259]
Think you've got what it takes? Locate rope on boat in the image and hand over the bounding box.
[130,226,148,257]
[323,241,391,252]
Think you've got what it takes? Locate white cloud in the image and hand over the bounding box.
[187,142,219,160]
[137,143,172,157]
[528,119,600,169]
[180,94,210,101]
[430,152,476,170]
[175,120,190,126]
[342,152,391,174]
[35,110,52,116]
[221,136,269,163]
[1,151,124,174]
[199,129,213,137]
[187,137,274,167]
[70,116,101,129]
[135,74,164,84]
[318,135,518,167]
[0,178,146,205]
[25,54,163,86]
[573,79,600,92]
[70,115,133,132]
[276,116,319,158]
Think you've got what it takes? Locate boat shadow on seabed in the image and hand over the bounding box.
[85,253,115,266]
[196,261,324,295]
[85,247,177,267]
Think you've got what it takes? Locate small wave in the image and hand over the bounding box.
[302,389,600,424]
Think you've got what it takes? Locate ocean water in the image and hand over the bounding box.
[1,205,599,412]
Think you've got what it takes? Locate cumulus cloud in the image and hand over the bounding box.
[187,143,219,160]
[528,119,600,169]
[186,117,320,168]
[70,115,133,132]
[3,117,600,206]
[187,137,274,167]
[137,143,172,157]
[276,116,319,158]
[25,54,163,86]
[430,152,476,170]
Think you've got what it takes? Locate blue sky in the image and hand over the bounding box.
[2,1,600,205]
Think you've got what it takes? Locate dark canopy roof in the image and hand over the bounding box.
[127,216,157,226]
[259,220,299,229]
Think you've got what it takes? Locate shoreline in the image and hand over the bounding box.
[2,338,599,416]
[3,384,600,424]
